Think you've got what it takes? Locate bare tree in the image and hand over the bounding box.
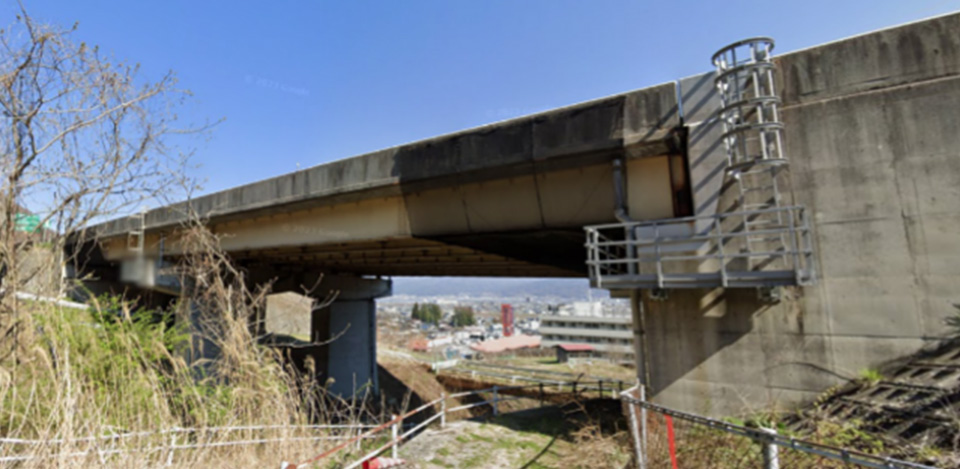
[0,7,204,358]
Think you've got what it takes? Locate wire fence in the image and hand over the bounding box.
[0,424,380,465]
[9,379,916,469]
[620,385,935,469]
[284,377,626,468]
[1,377,623,467]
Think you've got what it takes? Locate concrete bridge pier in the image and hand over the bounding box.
[310,274,391,398]
[263,273,392,398]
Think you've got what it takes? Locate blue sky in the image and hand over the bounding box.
[6,1,957,198]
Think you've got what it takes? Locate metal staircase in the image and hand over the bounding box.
[584,38,816,290]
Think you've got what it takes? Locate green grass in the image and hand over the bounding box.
[858,368,884,385]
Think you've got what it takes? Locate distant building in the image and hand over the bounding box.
[470,334,540,354]
[555,343,595,364]
[540,313,633,359]
[500,303,514,337]
[565,301,605,317]
[408,335,453,352]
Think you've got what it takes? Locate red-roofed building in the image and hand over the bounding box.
[408,338,429,352]
[470,334,540,354]
[555,343,595,363]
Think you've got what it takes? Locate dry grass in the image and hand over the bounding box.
[554,424,632,469]
[0,225,373,468]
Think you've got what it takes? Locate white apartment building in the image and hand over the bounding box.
[539,303,633,357]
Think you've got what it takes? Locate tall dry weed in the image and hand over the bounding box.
[0,223,371,467]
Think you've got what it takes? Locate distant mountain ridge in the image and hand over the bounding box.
[389,277,608,301]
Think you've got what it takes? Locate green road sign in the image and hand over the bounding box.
[14,213,43,233]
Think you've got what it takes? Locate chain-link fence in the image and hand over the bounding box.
[620,386,934,469]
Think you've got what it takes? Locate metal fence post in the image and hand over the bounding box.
[391,415,399,459]
[639,384,647,469]
[440,393,446,429]
[627,398,644,469]
[492,386,499,416]
[762,428,779,469]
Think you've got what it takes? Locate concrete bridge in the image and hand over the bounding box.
[72,12,960,414]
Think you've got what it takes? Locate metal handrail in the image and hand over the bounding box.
[584,206,816,288]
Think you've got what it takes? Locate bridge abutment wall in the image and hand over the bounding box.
[636,13,960,416]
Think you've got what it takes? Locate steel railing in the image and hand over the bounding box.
[584,206,816,290]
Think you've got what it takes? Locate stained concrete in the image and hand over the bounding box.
[642,12,960,416]
[87,84,679,240]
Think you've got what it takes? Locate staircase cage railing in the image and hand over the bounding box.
[712,37,787,172]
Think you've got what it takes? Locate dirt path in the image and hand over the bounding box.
[397,407,630,469]
[398,415,560,468]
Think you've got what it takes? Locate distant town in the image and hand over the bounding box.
[376,278,633,365]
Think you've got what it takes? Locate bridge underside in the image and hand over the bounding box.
[229,231,585,278]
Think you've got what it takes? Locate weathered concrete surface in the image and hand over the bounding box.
[643,12,960,416]
[80,81,684,279]
[89,84,679,239]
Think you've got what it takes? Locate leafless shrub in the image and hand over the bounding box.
[0,8,377,466]
[0,4,207,364]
